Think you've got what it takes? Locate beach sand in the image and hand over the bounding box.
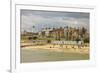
[21,43,89,63]
[21,43,89,54]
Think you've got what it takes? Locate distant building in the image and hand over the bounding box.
[39,28,52,37]
[21,31,38,40]
[36,25,89,42]
[51,27,64,40]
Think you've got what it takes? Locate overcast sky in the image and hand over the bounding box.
[21,9,90,33]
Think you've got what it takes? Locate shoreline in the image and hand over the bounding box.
[21,44,89,54]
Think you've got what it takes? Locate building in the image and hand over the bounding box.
[21,31,38,40]
[53,27,64,40]
[37,25,89,42]
[39,28,52,37]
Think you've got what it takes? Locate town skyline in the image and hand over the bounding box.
[21,9,90,33]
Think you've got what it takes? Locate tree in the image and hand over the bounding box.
[28,37,33,40]
[33,36,38,40]
[76,38,81,43]
[81,27,87,35]
[32,25,35,28]
[83,37,89,43]
[32,25,35,33]
[47,39,51,43]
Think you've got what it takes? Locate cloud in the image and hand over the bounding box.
[21,10,89,32]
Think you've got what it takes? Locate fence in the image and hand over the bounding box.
[51,41,83,45]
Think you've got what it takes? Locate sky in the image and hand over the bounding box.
[21,9,90,33]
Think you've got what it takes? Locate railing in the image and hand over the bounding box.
[51,41,83,45]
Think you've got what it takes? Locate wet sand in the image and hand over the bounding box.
[21,49,89,63]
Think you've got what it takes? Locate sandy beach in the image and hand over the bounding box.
[21,42,89,63]
[21,43,89,54]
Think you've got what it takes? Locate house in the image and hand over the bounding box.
[21,31,38,40]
